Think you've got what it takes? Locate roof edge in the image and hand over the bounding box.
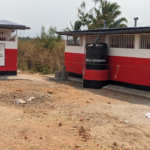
[0,25,30,30]
[56,28,150,36]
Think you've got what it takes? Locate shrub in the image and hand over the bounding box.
[18,26,65,74]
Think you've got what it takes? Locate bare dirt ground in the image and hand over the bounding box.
[0,74,150,150]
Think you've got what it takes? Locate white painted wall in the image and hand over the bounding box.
[65,34,150,59]
[106,34,150,59]
[0,35,18,49]
[0,43,5,66]
[65,35,106,54]
[0,28,18,49]
[65,36,86,54]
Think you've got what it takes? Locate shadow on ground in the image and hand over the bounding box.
[46,77,150,107]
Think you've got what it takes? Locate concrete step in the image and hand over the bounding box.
[103,85,150,99]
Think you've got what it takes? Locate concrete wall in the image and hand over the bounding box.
[105,34,150,59]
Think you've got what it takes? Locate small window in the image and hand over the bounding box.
[109,35,135,49]
[140,35,150,49]
[67,36,83,46]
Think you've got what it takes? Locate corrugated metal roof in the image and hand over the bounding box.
[56,27,150,36]
[0,20,30,30]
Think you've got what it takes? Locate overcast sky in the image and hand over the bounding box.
[1,0,149,37]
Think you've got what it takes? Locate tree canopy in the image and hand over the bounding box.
[78,0,128,29]
[35,26,63,52]
[63,20,83,31]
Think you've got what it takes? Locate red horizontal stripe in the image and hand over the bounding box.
[65,52,84,75]
[65,52,150,87]
[65,52,84,63]
[108,56,150,86]
[84,70,109,81]
[108,56,150,67]
[0,49,17,71]
[5,49,17,58]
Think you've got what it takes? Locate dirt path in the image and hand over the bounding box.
[0,74,150,150]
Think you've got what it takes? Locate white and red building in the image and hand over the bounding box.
[0,20,30,75]
[57,26,150,92]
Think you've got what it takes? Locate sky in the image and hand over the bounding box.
[0,0,149,38]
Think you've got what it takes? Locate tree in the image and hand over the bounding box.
[35,26,63,52]
[63,20,83,31]
[78,0,128,29]
[41,26,47,39]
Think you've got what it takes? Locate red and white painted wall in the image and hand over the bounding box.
[106,34,150,90]
[65,34,150,91]
[65,35,109,88]
[65,36,85,78]
[0,29,18,75]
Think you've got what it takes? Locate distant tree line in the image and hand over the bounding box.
[19,36,33,41]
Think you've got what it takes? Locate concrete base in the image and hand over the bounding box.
[55,71,62,79]
[103,85,150,99]
[68,77,83,83]
[0,74,43,81]
[47,76,67,81]
[55,65,68,80]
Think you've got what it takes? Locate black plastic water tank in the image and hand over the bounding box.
[86,43,108,70]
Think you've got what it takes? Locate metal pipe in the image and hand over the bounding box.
[103,21,107,29]
[116,20,121,28]
[95,33,101,43]
[134,17,138,27]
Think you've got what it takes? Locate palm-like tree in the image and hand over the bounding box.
[63,20,83,31]
[63,20,83,45]
[78,0,127,29]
